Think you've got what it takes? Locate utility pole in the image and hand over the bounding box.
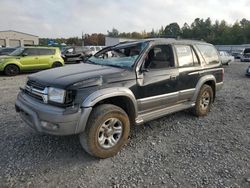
[82,31,85,46]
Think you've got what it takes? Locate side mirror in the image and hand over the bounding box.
[22,53,28,57]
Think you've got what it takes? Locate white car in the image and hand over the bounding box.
[84,46,104,55]
[219,51,234,65]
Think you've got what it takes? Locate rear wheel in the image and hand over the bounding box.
[79,104,130,158]
[193,84,213,117]
[4,64,20,76]
[52,62,63,68]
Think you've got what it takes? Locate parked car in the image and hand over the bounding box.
[0,46,64,76]
[246,65,250,76]
[241,48,250,62]
[231,50,243,60]
[0,47,17,56]
[15,39,223,158]
[84,46,104,55]
[219,51,234,65]
[61,46,93,63]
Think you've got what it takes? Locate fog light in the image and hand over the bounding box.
[41,121,59,130]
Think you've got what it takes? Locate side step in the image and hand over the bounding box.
[135,102,195,125]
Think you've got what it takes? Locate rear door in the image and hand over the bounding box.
[174,44,201,102]
[37,48,55,69]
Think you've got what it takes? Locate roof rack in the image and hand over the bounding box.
[144,35,178,39]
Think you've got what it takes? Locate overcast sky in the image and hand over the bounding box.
[0,0,249,38]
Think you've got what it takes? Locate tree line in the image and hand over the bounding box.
[39,18,250,46]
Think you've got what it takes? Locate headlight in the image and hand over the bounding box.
[48,87,66,103]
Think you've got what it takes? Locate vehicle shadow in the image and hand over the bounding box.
[0,72,31,77]
[1,127,99,177]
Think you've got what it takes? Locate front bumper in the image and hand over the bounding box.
[0,62,5,71]
[241,57,250,62]
[15,92,92,135]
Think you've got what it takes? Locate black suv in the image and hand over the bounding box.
[15,39,224,158]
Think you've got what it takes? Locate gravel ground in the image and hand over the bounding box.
[0,62,249,188]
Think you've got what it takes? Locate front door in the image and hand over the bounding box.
[136,44,179,113]
[20,48,40,70]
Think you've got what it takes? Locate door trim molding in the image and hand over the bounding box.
[137,88,195,103]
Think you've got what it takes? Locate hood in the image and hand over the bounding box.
[29,63,135,89]
[0,55,19,60]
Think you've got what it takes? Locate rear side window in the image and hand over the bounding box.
[196,44,219,64]
[38,49,55,55]
[175,45,199,67]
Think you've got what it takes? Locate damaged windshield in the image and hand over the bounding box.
[87,41,148,68]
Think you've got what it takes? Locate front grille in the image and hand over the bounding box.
[24,89,44,101]
[25,80,47,103]
[27,80,46,90]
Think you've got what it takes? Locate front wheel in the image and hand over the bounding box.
[79,104,130,158]
[193,84,213,117]
[4,64,20,76]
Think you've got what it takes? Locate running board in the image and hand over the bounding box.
[135,102,195,124]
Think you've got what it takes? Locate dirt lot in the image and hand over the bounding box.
[0,62,250,188]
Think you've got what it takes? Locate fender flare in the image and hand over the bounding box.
[76,87,138,133]
[192,75,216,102]
[82,87,138,115]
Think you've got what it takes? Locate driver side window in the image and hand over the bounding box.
[144,45,174,69]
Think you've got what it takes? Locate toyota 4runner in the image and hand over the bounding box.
[15,39,224,158]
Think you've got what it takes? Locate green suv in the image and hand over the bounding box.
[0,47,64,76]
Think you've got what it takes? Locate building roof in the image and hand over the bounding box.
[0,30,38,37]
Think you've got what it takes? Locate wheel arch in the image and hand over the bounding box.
[192,75,216,102]
[3,60,21,70]
[3,62,21,73]
[82,87,138,125]
[51,61,64,68]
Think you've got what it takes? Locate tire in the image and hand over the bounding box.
[193,84,213,117]
[79,104,130,158]
[4,64,20,76]
[52,62,63,68]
